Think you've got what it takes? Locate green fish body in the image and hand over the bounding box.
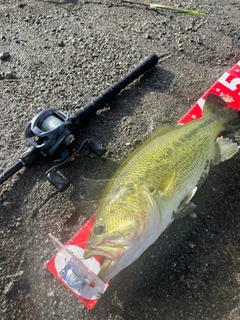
[84,94,240,283]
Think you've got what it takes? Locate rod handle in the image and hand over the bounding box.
[74,53,159,122]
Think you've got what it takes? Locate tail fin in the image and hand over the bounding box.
[203,94,240,131]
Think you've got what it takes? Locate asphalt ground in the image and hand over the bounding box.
[1,0,240,319]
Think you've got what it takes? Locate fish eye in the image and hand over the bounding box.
[149,185,155,193]
[93,224,105,236]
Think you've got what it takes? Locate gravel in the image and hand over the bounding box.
[0,0,240,319]
[0,51,10,60]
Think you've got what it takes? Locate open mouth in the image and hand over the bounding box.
[97,257,116,282]
[83,243,127,283]
[83,248,120,283]
[84,234,127,260]
[84,243,125,260]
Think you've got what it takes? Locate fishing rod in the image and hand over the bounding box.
[0,54,159,191]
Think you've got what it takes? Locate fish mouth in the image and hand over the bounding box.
[83,243,127,283]
[84,233,127,260]
[84,243,126,260]
[97,257,118,283]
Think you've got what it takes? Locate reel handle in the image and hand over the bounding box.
[74,54,159,122]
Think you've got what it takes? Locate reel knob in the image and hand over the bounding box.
[47,172,70,192]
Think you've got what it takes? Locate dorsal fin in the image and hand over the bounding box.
[152,124,177,137]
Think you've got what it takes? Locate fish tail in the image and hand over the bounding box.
[203,93,240,131]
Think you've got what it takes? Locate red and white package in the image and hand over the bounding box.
[47,60,240,310]
[179,61,240,124]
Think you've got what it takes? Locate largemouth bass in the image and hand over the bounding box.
[84,94,240,283]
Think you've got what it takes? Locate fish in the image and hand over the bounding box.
[84,94,240,283]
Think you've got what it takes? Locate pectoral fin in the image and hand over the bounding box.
[153,171,176,196]
[214,137,239,165]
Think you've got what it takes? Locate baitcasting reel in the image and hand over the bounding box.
[24,107,107,191]
[0,54,159,191]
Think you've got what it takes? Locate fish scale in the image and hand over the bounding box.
[47,61,240,310]
[102,118,219,202]
[84,94,240,283]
